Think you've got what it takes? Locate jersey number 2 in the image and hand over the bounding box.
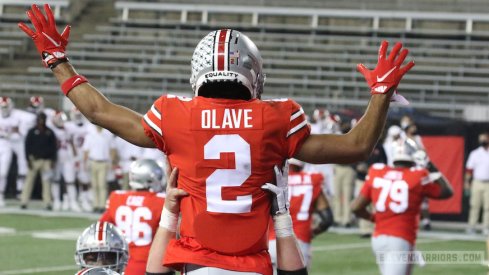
[204,134,252,214]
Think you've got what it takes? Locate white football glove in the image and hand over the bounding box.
[262,163,290,216]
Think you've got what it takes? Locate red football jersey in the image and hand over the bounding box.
[142,95,310,274]
[99,190,165,274]
[269,170,324,243]
[360,163,442,245]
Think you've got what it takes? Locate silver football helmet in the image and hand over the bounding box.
[129,159,165,192]
[0,97,13,118]
[190,29,266,99]
[75,267,121,275]
[392,139,418,165]
[75,222,128,273]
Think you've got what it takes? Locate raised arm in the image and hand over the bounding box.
[18,4,154,148]
[295,41,414,164]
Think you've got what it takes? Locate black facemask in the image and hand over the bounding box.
[480,141,489,148]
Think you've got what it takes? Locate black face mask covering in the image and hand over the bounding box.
[480,141,489,148]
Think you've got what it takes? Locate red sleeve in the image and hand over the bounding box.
[141,96,166,153]
[286,100,311,158]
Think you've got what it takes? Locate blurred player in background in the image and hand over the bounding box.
[65,107,93,212]
[3,97,36,197]
[351,141,453,275]
[0,97,16,206]
[268,159,333,270]
[50,111,82,211]
[75,221,128,274]
[19,5,414,274]
[100,159,166,275]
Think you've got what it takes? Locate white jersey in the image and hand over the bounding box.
[51,126,75,162]
[0,114,21,152]
[10,109,36,142]
[65,121,94,158]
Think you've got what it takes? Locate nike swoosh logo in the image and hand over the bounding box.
[42,32,61,47]
[72,78,82,85]
[377,67,396,82]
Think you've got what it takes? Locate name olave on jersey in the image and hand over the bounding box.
[191,107,263,130]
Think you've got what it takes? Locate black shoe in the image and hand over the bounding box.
[360,233,372,239]
[20,204,27,210]
[45,205,52,211]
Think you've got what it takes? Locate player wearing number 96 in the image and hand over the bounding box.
[351,140,453,275]
[19,4,414,275]
[99,159,166,275]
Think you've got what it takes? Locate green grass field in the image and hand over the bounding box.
[0,212,487,275]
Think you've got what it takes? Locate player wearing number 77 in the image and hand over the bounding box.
[19,4,414,275]
[351,140,453,275]
[99,159,166,275]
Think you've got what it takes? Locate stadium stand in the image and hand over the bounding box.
[2,1,489,119]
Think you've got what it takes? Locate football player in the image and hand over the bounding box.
[100,159,166,275]
[75,221,129,274]
[4,97,36,197]
[0,97,17,206]
[20,5,414,275]
[65,107,94,211]
[351,141,453,275]
[269,159,333,270]
[50,111,81,211]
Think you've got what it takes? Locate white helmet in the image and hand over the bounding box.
[76,267,120,275]
[28,96,44,114]
[70,107,85,124]
[190,29,265,99]
[129,159,165,192]
[392,139,418,165]
[75,222,128,273]
[52,111,67,128]
[0,97,13,118]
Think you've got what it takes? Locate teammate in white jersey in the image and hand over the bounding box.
[50,111,82,212]
[0,97,18,206]
[64,107,94,211]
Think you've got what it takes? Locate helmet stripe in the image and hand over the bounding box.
[97,222,104,241]
[215,29,230,71]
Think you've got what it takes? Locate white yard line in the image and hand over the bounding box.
[0,265,76,275]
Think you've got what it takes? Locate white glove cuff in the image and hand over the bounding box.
[273,213,294,238]
[159,207,178,232]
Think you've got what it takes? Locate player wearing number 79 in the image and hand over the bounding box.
[351,140,453,275]
[99,159,166,275]
[19,4,414,275]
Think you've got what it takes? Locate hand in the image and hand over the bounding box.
[164,167,188,215]
[357,41,414,101]
[262,163,290,216]
[18,4,70,68]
